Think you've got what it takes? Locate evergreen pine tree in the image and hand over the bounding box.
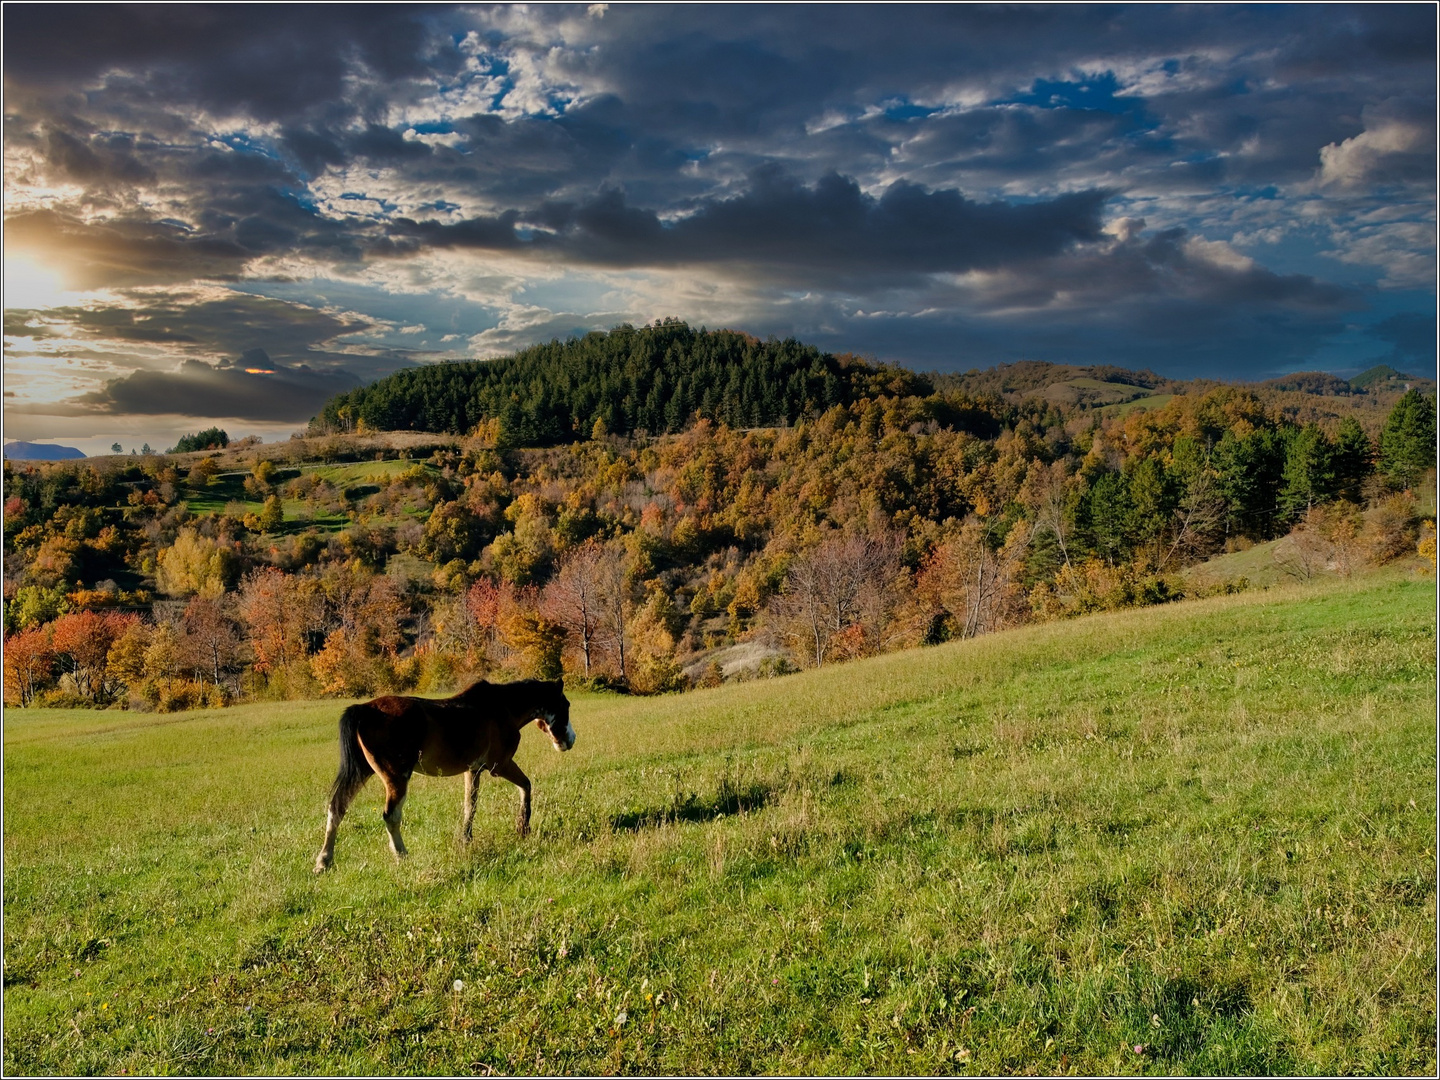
[1378,389,1437,490]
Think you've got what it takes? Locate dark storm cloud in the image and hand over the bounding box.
[392,169,1109,283]
[3,3,1434,391]
[1369,312,1438,368]
[19,290,423,384]
[73,354,362,422]
[2,4,461,123]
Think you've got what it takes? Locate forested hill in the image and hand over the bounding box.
[311,320,930,444]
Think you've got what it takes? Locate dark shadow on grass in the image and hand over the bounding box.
[609,780,775,832]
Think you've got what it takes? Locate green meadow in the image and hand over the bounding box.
[183,459,442,534]
[3,572,1435,1075]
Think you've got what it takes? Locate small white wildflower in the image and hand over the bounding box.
[453,979,465,993]
[615,1010,628,1026]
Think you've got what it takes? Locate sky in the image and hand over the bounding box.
[3,3,1436,455]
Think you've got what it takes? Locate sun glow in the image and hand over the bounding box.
[3,252,72,311]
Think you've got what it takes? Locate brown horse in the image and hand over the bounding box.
[313,678,574,873]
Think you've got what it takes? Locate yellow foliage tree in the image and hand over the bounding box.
[156,528,238,598]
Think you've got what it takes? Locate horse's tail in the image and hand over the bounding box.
[330,705,374,806]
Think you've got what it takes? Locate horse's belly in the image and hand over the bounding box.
[416,734,479,776]
[415,752,452,776]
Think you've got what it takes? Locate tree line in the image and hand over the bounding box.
[5,353,1435,710]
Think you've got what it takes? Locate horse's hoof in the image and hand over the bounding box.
[313,860,331,874]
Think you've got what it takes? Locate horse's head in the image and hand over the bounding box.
[534,679,575,752]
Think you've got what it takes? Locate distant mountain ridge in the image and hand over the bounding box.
[311,321,1435,446]
[4,441,86,461]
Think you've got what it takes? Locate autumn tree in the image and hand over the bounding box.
[4,626,55,705]
[1019,459,1076,568]
[50,610,137,703]
[238,568,323,689]
[105,620,152,697]
[915,517,1029,642]
[258,494,285,533]
[156,528,239,597]
[309,566,411,695]
[499,594,566,681]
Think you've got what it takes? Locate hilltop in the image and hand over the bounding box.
[310,320,930,446]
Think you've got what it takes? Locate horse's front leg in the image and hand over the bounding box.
[490,758,532,838]
[460,766,483,844]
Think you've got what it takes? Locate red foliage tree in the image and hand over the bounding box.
[49,610,138,702]
[4,625,55,705]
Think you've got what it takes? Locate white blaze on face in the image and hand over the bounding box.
[540,712,574,751]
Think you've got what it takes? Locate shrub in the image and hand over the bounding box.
[1364,494,1420,564]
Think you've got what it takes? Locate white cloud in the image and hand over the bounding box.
[1318,118,1434,190]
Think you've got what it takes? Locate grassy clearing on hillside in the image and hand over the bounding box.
[4,573,1435,1075]
[1095,393,1176,419]
[183,460,442,532]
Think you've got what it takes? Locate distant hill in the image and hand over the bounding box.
[4,441,85,461]
[929,360,1169,403]
[1258,371,1357,396]
[312,322,1435,448]
[1350,364,1433,394]
[311,320,931,444]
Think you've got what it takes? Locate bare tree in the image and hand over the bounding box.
[771,531,903,667]
[1158,467,1226,572]
[1020,459,1075,567]
[181,594,242,687]
[916,517,1030,641]
[543,540,606,676]
[593,542,633,680]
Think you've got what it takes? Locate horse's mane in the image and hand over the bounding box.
[451,678,561,703]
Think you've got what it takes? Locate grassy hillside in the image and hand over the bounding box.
[4,573,1435,1074]
[184,459,444,534]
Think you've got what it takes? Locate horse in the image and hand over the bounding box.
[313,678,575,873]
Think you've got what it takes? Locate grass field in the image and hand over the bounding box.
[4,572,1435,1074]
[1095,393,1176,419]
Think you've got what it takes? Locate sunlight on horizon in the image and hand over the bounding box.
[3,251,73,311]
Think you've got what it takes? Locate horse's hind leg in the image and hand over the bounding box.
[316,705,377,873]
[381,773,411,860]
[314,773,368,873]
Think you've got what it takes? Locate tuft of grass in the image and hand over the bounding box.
[4,572,1435,1074]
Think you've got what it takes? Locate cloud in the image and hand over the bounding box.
[71,351,361,422]
[1369,311,1438,371]
[1,3,1433,402]
[1317,96,1437,192]
[1,6,461,124]
[392,168,1109,285]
